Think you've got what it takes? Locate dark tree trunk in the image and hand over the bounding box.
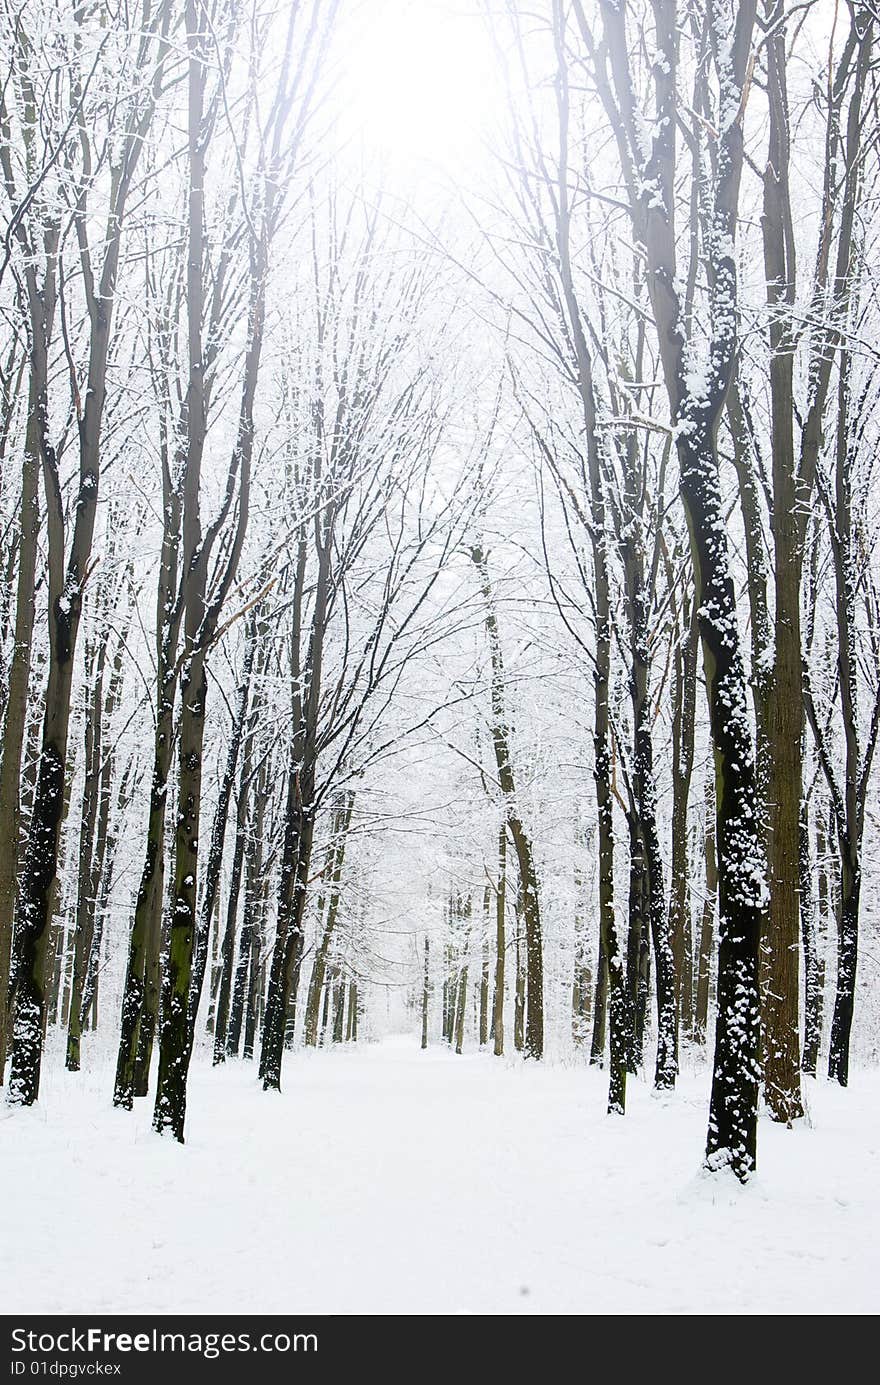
[442,936,454,1045]
[513,896,525,1054]
[154,649,209,1141]
[80,769,126,1035]
[115,664,177,1106]
[472,546,543,1059]
[191,627,257,1044]
[479,888,490,1047]
[589,929,608,1067]
[492,825,506,1056]
[800,800,823,1076]
[694,775,717,1046]
[227,759,268,1057]
[7,0,169,1109]
[304,796,353,1047]
[212,766,250,1064]
[453,964,468,1056]
[67,630,123,1071]
[332,978,345,1044]
[9,610,82,1104]
[619,442,676,1090]
[347,983,357,1042]
[594,0,763,1176]
[670,594,699,1048]
[260,794,314,1090]
[571,848,592,1049]
[243,895,264,1062]
[319,973,331,1045]
[421,937,429,1049]
[0,360,48,1084]
[761,14,805,1125]
[626,819,649,1072]
[538,60,630,1104]
[828,853,860,1086]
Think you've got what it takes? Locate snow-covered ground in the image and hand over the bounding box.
[3,1036,878,1315]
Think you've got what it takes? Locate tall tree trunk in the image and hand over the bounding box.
[115,657,178,1106]
[9,571,93,1103]
[67,630,123,1070]
[227,759,268,1057]
[590,929,608,1066]
[761,12,804,1124]
[190,626,258,1043]
[620,452,676,1089]
[670,593,699,1048]
[81,762,132,1035]
[260,793,315,1089]
[0,367,46,1084]
[319,972,331,1045]
[594,0,763,1176]
[571,839,592,1048]
[811,12,876,1088]
[479,887,490,1047]
[596,594,629,1111]
[829,854,860,1087]
[7,0,169,1110]
[492,825,506,1057]
[421,937,430,1050]
[332,978,345,1044]
[212,719,255,1064]
[800,799,823,1076]
[543,31,629,1104]
[626,817,649,1073]
[513,895,525,1054]
[472,546,543,1059]
[347,982,358,1042]
[154,643,209,1139]
[260,504,332,1093]
[695,774,717,1046]
[152,0,268,1134]
[442,937,454,1045]
[114,438,184,1107]
[304,796,353,1047]
[243,890,264,1062]
[44,755,75,1038]
[454,963,468,1056]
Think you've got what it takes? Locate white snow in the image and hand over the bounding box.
[3,1036,878,1315]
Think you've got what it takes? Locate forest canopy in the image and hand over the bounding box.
[1,0,879,1204]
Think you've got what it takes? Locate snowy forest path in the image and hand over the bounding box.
[3,1038,879,1314]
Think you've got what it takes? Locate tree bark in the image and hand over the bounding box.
[594,0,763,1176]
[153,0,263,1138]
[800,799,823,1076]
[472,546,543,1059]
[191,626,258,1045]
[421,937,429,1050]
[589,929,608,1066]
[492,825,506,1056]
[66,628,124,1070]
[227,758,268,1057]
[7,0,170,1110]
[0,367,47,1084]
[454,963,468,1056]
[761,11,804,1124]
[304,796,354,1047]
[212,706,256,1064]
[670,592,699,1048]
[694,774,717,1046]
[479,887,490,1047]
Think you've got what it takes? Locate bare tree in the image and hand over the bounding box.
[578,0,764,1176]
[5,1,172,1105]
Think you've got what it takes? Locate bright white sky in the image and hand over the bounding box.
[343,0,502,179]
